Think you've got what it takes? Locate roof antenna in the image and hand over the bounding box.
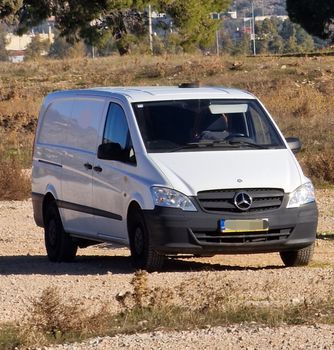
[178,81,201,88]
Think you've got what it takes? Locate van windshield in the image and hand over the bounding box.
[132,99,285,152]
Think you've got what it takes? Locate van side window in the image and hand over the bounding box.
[103,104,129,147]
[103,103,135,163]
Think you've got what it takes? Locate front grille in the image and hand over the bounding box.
[197,188,284,213]
[192,228,291,244]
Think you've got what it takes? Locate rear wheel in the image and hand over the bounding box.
[44,202,78,262]
[128,210,164,272]
[280,243,314,267]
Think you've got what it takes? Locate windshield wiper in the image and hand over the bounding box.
[227,139,269,149]
[168,139,272,152]
[169,140,233,152]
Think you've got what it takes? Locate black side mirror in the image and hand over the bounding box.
[98,142,127,161]
[286,137,301,154]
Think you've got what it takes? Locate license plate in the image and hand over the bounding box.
[220,219,269,233]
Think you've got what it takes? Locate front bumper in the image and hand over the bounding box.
[142,201,318,255]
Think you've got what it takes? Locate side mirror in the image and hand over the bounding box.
[286,137,301,154]
[98,142,127,161]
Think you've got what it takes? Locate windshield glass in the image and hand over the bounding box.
[132,99,285,152]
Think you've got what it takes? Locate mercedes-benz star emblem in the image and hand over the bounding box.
[234,192,253,211]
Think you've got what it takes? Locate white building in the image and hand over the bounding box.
[6,26,54,62]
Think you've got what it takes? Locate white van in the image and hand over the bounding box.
[32,85,318,271]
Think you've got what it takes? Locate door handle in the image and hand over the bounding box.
[93,165,103,173]
[84,163,93,170]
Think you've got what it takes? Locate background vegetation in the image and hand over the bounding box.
[0,53,334,200]
[0,0,231,56]
[221,17,317,56]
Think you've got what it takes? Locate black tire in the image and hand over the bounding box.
[128,210,164,272]
[280,243,314,267]
[44,202,78,262]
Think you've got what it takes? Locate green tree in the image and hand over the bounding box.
[220,30,234,54]
[24,34,50,60]
[255,18,279,54]
[95,33,118,57]
[0,24,8,61]
[295,25,314,52]
[284,33,298,53]
[231,32,250,56]
[286,0,334,41]
[49,34,86,59]
[0,1,150,55]
[0,0,232,55]
[269,34,284,54]
[280,19,294,41]
[158,0,231,52]
[165,32,183,54]
[279,19,314,54]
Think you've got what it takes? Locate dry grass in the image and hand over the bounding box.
[22,287,86,344]
[19,286,111,346]
[0,155,31,200]
[1,272,334,348]
[0,54,334,198]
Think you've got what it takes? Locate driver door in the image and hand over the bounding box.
[92,102,135,244]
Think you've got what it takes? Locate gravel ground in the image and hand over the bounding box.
[0,189,333,349]
[42,325,334,350]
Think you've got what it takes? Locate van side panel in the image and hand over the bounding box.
[32,98,74,226]
[61,97,106,236]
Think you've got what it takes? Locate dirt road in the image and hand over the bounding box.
[0,190,333,348]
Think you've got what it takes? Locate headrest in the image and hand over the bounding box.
[207,115,228,131]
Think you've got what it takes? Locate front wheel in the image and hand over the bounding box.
[128,210,164,272]
[44,202,78,262]
[280,243,314,267]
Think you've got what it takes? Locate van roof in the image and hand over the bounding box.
[46,86,255,103]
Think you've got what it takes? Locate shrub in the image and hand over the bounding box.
[0,325,22,350]
[21,286,112,346]
[301,148,334,185]
[0,155,30,200]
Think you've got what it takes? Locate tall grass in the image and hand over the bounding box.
[0,156,31,200]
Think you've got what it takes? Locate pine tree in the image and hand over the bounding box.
[0,0,232,55]
[284,33,298,53]
[158,0,231,52]
[295,25,314,52]
[269,34,284,54]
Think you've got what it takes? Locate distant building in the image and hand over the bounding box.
[7,50,25,63]
[151,11,167,19]
[227,11,237,19]
[5,21,55,62]
[211,10,238,20]
[243,15,288,22]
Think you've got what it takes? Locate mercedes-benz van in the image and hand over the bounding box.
[32,85,318,271]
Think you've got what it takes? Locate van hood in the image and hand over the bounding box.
[148,149,302,195]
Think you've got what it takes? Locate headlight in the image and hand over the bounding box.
[151,187,197,211]
[287,182,315,208]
